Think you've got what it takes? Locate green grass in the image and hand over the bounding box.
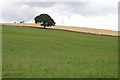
[0,25,2,79]
[2,25,118,78]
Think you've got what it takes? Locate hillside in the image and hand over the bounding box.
[2,25,118,78]
[1,23,119,37]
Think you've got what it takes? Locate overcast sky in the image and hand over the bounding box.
[0,0,119,31]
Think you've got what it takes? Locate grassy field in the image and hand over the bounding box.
[2,25,118,78]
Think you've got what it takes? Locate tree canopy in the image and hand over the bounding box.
[34,14,56,28]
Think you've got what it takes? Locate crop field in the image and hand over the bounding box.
[2,25,118,78]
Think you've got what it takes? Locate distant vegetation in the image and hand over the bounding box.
[20,21,25,23]
[2,25,118,78]
[34,14,56,28]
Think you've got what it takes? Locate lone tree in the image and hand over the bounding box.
[34,14,56,28]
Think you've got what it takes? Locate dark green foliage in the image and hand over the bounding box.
[34,14,56,28]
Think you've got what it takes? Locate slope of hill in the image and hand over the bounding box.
[1,23,119,37]
[2,25,118,78]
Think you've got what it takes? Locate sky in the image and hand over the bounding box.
[0,0,119,31]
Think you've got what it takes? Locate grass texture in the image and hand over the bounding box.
[2,25,118,78]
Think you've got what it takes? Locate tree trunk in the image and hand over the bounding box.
[44,26,46,29]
